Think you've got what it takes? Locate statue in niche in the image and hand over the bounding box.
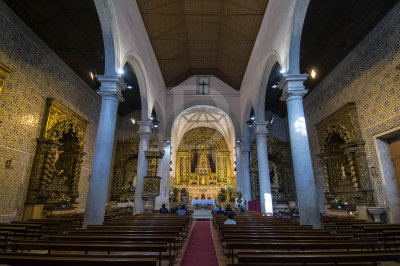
[270,167,275,184]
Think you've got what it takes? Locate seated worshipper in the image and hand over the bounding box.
[213,205,220,211]
[160,203,168,214]
[224,211,236,225]
[216,207,224,214]
[224,204,232,215]
[176,205,188,215]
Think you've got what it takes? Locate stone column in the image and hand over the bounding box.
[235,144,242,193]
[241,143,252,206]
[155,143,171,210]
[84,75,124,226]
[254,121,273,214]
[134,121,153,214]
[279,74,321,228]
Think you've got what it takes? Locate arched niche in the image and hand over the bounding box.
[316,103,374,205]
[25,98,88,205]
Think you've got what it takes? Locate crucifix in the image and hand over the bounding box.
[199,80,208,95]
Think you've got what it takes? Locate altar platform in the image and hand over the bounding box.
[191,199,215,220]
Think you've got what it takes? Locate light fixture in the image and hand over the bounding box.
[127,85,133,89]
[130,117,136,124]
[236,140,241,143]
[280,68,286,74]
[89,72,95,80]
[310,69,317,79]
[149,116,154,120]
[117,68,124,75]
[153,123,158,128]
[269,116,275,125]
[272,84,278,89]
[165,140,170,143]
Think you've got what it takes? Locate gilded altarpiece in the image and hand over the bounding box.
[0,63,12,93]
[250,137,294,202]
[25,98,88,206]
[316,102,374,205]
[174,127,235,199]
[110,138,157,201]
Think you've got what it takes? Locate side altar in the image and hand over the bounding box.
[191,199,215,220]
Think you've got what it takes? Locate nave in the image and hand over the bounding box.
[2,209,400,265]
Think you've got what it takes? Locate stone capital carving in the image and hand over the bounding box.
[96,75,125,102]
[254,121,269,136]
[137,121,153,136]
[278,74,309,102]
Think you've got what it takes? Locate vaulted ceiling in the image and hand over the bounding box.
[136,0,269,90]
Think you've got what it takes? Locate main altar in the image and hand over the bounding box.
[191,199,215,220]
[173,127,237,201]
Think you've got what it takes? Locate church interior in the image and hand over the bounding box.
[0,0,400,265]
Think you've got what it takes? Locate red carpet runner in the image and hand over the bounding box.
[180,220,219,266]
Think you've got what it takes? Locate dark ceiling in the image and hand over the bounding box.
[3,0,144,116]
[5,0,398,117]
[300,0,399,92]
[4,0,105,91]
[119,63,142,117]
[136,0,269,90]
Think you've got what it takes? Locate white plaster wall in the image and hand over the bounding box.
[239,0,296,130]
[165,76,241,137]
[111,0,166,125]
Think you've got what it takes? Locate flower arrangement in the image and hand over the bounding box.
[330,198,343,209]
[200,203,208,209]
[58,193,71,204]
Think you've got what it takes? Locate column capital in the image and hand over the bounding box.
[137,121,153,136]
[96,75,125,102]
[254,121,269,136]
[279,74,309,102]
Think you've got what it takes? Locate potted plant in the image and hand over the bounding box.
[172,187,179,202]
[218,188,227,203]
[180,188,189,203]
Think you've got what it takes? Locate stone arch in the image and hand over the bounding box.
[151,100,165,146]
[166,100,241,140]
[287,0,310,74]
[94,0,120,75]
[122,51,150,120]
[241,99,256,143]
[256,51,283,120]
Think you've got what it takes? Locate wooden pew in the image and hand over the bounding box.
[225,240,380,264]
[236,250,400,265]
[0,252,158,266]
[10,240,167,266]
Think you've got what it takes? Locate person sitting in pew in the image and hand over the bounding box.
[224,204,232,215]
[216,206,224,214]
[176,205,188,215]
[159,204,168,214]
[224,211,236,225]
[213,204,220,212]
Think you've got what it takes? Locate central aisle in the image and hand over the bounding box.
[180,220,219,266]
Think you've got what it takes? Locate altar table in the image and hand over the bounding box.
[190,199,215,205]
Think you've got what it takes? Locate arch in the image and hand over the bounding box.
[256,51,283,120]
[94,0,120,75]
[150,100,165,146]
[241,99,256,144]
[122,51,150,120]
[321,124,351,153]
[165,100,241,140]
[287,0,310,74]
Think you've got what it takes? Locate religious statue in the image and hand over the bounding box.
[269,167,275,184]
